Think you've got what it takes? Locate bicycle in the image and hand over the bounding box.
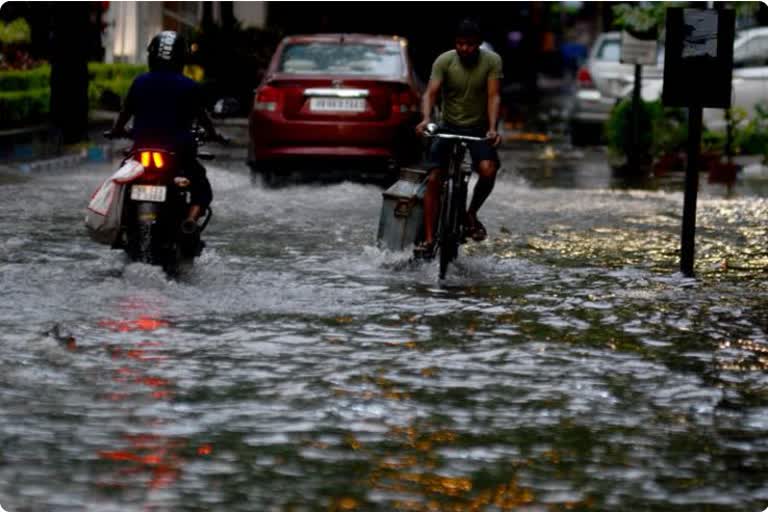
[422,123,488,279]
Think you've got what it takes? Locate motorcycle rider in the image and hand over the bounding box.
[106,30,222,233]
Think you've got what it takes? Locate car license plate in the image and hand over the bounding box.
[130,185,166,202]
[309,97,366,112]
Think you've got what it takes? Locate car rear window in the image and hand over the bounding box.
[278,42,404,76]
[596,39,621,61]
[595,38,666,64]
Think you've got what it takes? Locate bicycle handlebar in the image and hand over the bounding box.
[423,122,488,142]
[428,132,488,142]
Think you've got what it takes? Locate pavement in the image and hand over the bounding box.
[0,110,250,174]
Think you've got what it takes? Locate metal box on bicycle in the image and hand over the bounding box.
[377,167,428,251]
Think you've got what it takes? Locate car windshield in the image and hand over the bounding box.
[278,42,403,76]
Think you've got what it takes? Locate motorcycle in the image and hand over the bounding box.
[99,128,220,275]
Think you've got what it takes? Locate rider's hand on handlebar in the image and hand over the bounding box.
[415,120,431,136]
[486,130,501,148]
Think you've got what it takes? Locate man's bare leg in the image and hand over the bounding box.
[182,205,203,234]
[422,167,443,245]
[466,159,498,240]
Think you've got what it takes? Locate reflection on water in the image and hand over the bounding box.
[95,303,212,499]
[0,158,766,510]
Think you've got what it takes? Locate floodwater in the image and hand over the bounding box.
[0,148,766,511]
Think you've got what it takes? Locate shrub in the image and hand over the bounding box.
[86,63,146,110]
[0,18,32,45]
[88,77,133,110]
[652,106,687,156]
[702,130,726,153]
[0,63,146,122]
[0,64,50,90]
[605,98,664,159]
[0,88,50,125]
[87,62,147,82]
[735,102,768,160]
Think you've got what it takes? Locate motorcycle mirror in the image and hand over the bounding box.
[213,97,241,118]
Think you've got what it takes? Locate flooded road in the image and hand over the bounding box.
[0,149,767,511]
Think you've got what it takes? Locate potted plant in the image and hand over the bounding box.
[605,97,664,174]
[651,106,687,175]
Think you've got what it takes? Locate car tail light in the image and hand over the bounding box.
[391,91,416,114]
[139,151,166,170]
[255,86,282,112]
[577,66,593,88]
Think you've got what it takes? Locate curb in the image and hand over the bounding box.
[15,144,114,173]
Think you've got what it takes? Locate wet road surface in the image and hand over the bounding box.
[0,147,767,511]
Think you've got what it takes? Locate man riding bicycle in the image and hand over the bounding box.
[106,31,222,233]
[414,19,503,259]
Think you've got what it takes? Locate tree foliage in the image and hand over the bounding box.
[612,3,667,34]
[0,18,31,45]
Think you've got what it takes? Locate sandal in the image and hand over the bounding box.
[413,240,436,260]
[465,213,487,242]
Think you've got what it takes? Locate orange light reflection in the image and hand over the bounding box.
[96,310,210,493]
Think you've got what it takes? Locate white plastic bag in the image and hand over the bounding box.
[84,160,144,245]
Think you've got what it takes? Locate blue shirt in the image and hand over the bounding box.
[125,70,204,152]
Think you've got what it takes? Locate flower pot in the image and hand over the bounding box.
[708,161,740,184]
[653,152,685,176]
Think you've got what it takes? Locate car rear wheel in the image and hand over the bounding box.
[249,159,287,188]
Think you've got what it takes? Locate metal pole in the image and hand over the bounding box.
[680,105,702,277]
[631,63,642,171]
[725,107,733,164]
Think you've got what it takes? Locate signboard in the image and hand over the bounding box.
[621,30,658,66]
[682,10,718,58]
[662,8,735,108]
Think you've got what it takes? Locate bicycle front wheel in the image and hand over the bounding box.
[438,176,459,280]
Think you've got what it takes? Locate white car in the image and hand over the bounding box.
[567,31,664,146]
[639,26,768,130]
[704,26,767,130]
[569,27,768,143]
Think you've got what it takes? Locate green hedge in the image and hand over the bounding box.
[0,88,50,124]
[88,62,147,82]
[0,65,50,91]
[0,63,145,93]
[88,63,146,110]
[0,63,147,121]
[88,77,133,110]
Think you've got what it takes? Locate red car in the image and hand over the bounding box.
[248,34,422,173]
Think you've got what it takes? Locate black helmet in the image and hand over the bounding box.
[147,31,187,72]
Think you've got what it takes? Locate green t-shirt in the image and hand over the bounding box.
[430,49,503,128]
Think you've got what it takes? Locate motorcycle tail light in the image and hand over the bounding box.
[138,151,166,169]
[152,152,164,169]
